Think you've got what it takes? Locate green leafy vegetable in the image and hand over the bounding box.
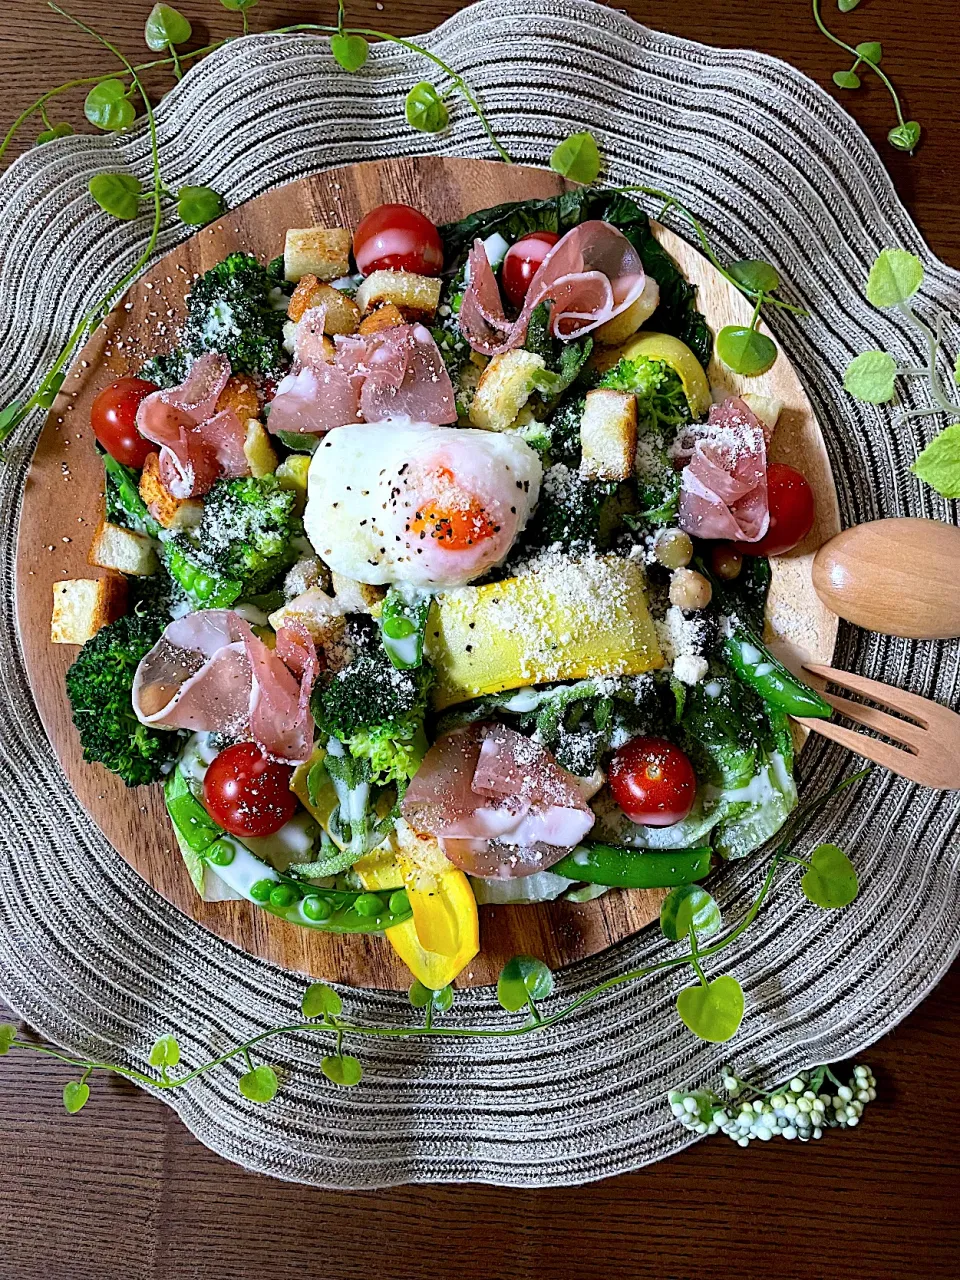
[181,251,289,378]
[865,248,924,308]
[331,32,368,71]
[89,172,143,220]
[405,82,448,133]
[800,843,859,908]
[660,885,722,942]
[238,1064,279,1102]
[84,79,135,130]
[176,185,224,226]
[676,975,744,1043]
[550,131,601,185]
[843,350,897,404]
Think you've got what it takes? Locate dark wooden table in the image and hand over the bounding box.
[1,3,957,1277]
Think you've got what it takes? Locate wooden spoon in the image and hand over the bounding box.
[813,518,960,640]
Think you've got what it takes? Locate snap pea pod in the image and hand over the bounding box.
[379,587,431,670]
[163,541,244,609]
[724,629,832,719]
[552,843,713,888]
[102,451,162,539]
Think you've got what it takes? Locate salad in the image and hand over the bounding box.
[53,188,831,992]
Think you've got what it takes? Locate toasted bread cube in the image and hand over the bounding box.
[215,375,259,421]
[742,393,783,433]
[269,588,346,645]
[358,302,406,336]
[243,419,279,478]
[468,350,546,432]
[51,577,127,644]
[330,571,386,614]
[284,227,352,283]
[88,520,159,576]
[287,276,361,334]
[579,390,638,482]
[284,316,335,361]
[138,452,203,530]
[355,270,442,321]
[592,277,661,346]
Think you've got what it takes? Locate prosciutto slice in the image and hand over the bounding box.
[401,723,595,879]
[135,353,251,499]
[458,220,648,355]
[677,397,771,543]
[132,610,318,764]
[267,322,456,435]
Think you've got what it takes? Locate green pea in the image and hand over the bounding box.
[249,878,276,903]
[270,884,300,908]
[383,613,415,640]
[388,890,410,915]
[354,893,385,918]
[302,895,333,922]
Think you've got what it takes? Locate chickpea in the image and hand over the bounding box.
[711,545,743,581]
[669,567,713,611]
[653,528,694,570]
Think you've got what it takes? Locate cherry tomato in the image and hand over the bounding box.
[352,203,444,276]
[500,231,560,310]
[743,462,815,557]
[202,742,297,838]
[90,377,158,468]
[608,737,697,828]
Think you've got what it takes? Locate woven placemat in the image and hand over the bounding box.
[0,0,957,1187]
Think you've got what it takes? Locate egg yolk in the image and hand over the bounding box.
[406,466,498,552]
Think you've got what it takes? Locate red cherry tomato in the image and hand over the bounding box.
[500,231,561,310]
[608,737,697,828]
[352,203,444,277]
[743,462,815,557]
[202,742,298,838]
[90,377,158,468]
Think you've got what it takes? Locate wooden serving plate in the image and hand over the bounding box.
[16,158,839,989]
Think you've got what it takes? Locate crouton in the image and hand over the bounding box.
[468,350,546,432]
[579,389,638,481]
[51,577,127,644]
[243,419,279,478]
[742,393,783,433]
[283,556,331,599]
[138,452,203,530]
[358,302,406,336]
[268,588,346,645]
[330,571,386,614]
[592,277,661,346]
[283,227,352,283]
[215,375,260,421]
[355,270,442,321]
[87,520,159,576]
[283,316,335,361]
[286,276,361,334]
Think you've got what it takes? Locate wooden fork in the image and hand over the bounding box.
[793,663,960,790]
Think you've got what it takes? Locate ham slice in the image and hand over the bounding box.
[267,322,455,435]
[400,724,595,878]
[677,397,771,542]
[458,220,648,355]
[132,610,318,764]
[135,353,251,498]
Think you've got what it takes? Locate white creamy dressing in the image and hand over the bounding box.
[740,641,763,665]
[205,837,280,900]
[707,751,791,807]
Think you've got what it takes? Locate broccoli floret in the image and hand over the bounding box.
[311,620,433,786]
[168,475,301,600]
[65,612,181,786]
[138,348,191,388]
[182,252,289,379]
[521,463,630,554]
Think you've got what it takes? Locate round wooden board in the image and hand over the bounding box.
[16,157,839,990]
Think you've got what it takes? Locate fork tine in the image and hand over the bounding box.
[793,717,937,786]
[817,691,927,752]
[803,663,932,725]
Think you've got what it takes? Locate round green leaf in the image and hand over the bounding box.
[321,1054,363,1087]
[433,984,455,1013]
[89,173,143,221]
[497,955,554,1012]
[888,121,921,152]
[728,259,780,294]
[220,0,259,9]
[408,979,433,1009]
[550,131,602,186]
[0,1022,17,1055]
[0,402,25,441]
[405,82,449,134]
[36,122,74,146]
[238,1063,278,1102]
[843,350,897,404]
[63,1080,90,1114]
[866,248,924,308]
[855,41,882,64]
[84,80,136,132]
[715,325,778,376]
[176,185,225,226]
[148,1033,181,1068]
[954,351,960,387]
[660,885,722,942]
[145,3,192,52]
[838,0,861,10]
[912,423,960,498]
[676,975,744,1043]
[801,843,859,908]
[331,33,369,72]
[833,70,861,90]
[302,982,342,1019]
